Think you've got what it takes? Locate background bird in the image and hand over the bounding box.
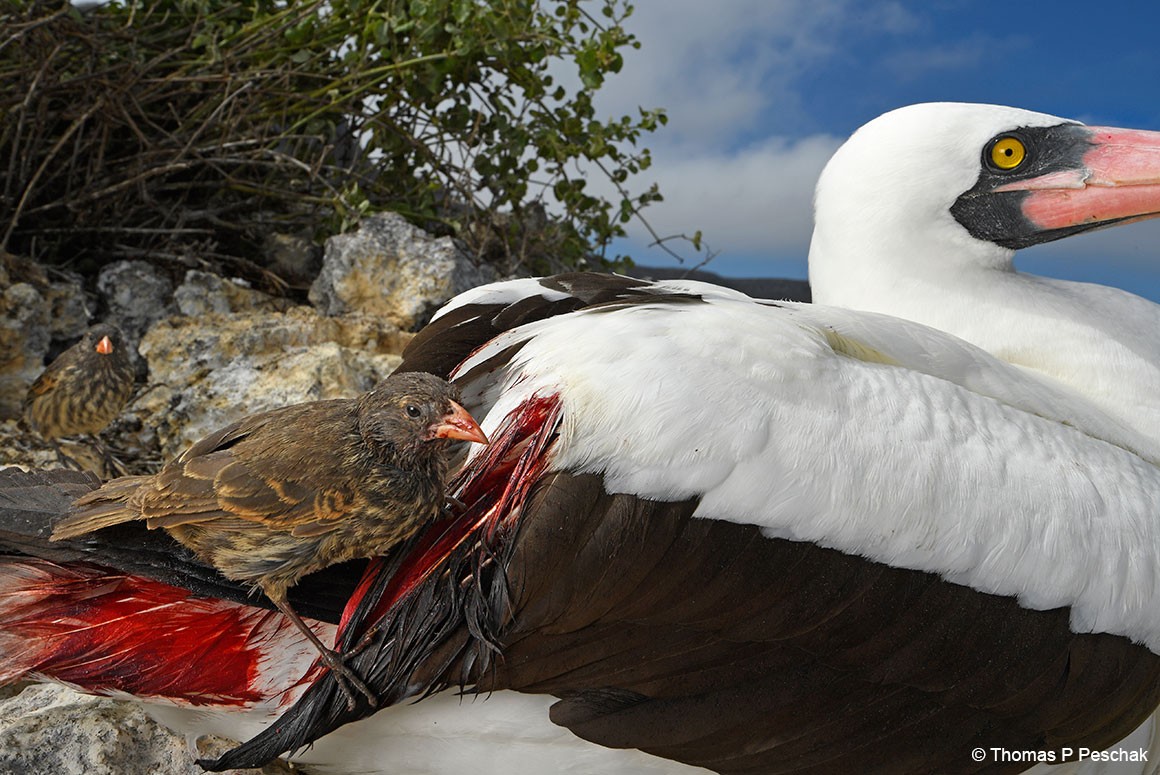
[809,102,1160,437]
[807,102,1160,760]
[50,370,488,708]
[24,323,134,439]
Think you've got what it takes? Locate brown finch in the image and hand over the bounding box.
[51,371,488,708]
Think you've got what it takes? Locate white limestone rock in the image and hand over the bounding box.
[310,212,498,330]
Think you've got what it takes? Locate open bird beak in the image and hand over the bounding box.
[431,401,488,444]
[95,335,114,355]
[999,126,1160,232]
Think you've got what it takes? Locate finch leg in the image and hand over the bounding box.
[269,592,378,711]
[89,434,128,478]
[49,439,83,471]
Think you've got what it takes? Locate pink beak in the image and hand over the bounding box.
[998,126,1160,232]
[431,401,488,445]
[95,336,114,356]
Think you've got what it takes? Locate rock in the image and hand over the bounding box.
[310,212,498,330]
[0,683,293,775]
[264,232,322,286]
[97,260,177,363]
[0,283,50,421]
[174,270,295,317]
[42,275,91,340]
[128,306,409,459]
[0,418,111,475]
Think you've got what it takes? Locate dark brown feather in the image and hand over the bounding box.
[209,468,1160,774]
[475,472,1160,774]
[52,372,478,603]
[396,273,705,379]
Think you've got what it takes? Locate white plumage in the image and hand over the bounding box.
[455,284,1160,649]
[812,101,1160,775]
[810,102,1160,437]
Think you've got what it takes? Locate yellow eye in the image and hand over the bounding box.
[989,136,1026,170]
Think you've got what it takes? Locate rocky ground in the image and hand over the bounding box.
[1,212,497,473]
[0,209,809,773]
[0,212,498,774]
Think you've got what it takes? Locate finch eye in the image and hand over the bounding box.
[405,404,421,418]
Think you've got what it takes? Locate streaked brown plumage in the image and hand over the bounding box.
[51,370,488,707]
[24,323,135,438]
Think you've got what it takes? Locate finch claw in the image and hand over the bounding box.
[320,648,378,710]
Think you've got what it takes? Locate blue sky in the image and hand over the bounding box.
[593,1,1160,301]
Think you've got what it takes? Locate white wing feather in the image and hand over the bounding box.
[455,294,1160,652]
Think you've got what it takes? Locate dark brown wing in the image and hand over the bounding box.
[24,367,59,402]
[54,400,362,540]
[24,334,87,413]
[141,400,364,537]
[22,362,64,433]
[397,273,701,379]
[486,474,1160,774]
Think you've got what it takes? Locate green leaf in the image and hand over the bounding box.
[2,0,669,276]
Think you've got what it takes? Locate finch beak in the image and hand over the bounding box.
[431,401,489,444]
[95,336,114,356]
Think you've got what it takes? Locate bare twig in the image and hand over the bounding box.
[1,1,664,282]
[2,98,105,251]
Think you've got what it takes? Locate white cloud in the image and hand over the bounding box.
[562,1,1160,299]
[592,1,931,148]
[563,2,887,269]
[861,2,923,35]
[565,0,857,147]
[589,134,840,264]
[881,34,1025,79]
[555,2,862,269]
